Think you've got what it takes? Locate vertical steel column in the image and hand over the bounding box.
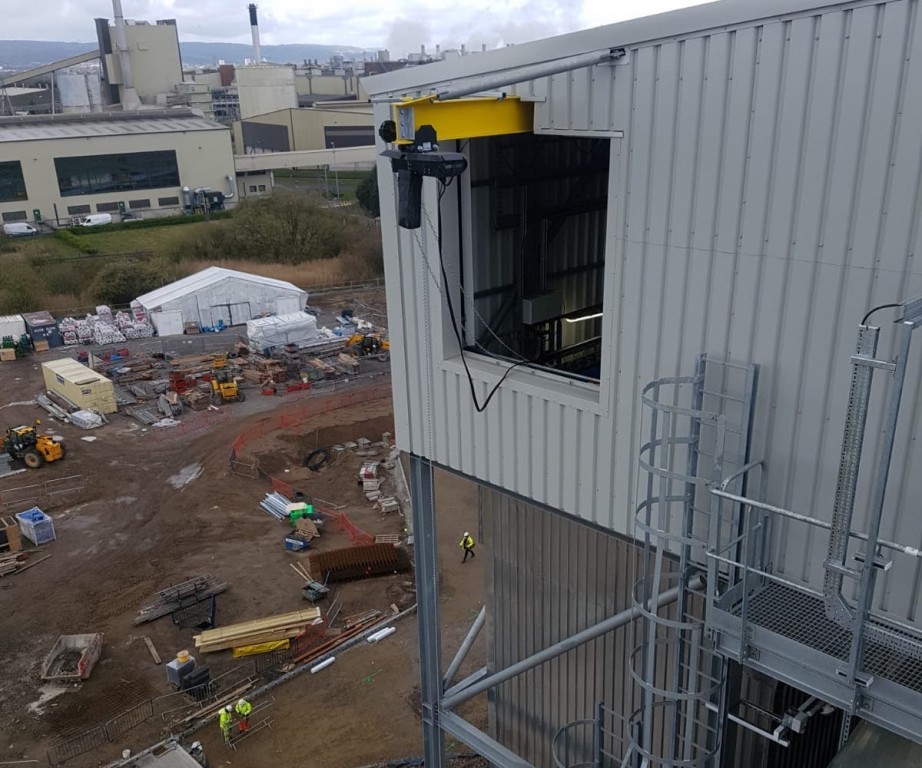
[409,453,445,768]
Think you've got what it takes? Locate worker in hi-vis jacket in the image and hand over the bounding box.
[219,704,234,745]
[235,697,252,732]
[460,531,476,563]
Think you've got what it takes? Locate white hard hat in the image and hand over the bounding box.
[238,698,247,707]
[463,532,469,537]
[224,704,232,712]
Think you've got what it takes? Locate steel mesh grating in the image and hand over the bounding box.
[732,583,922,694]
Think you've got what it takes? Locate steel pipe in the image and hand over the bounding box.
[443,606,486,689]
[442,577,703,710]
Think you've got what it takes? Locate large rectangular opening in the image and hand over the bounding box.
[464,133,610,383]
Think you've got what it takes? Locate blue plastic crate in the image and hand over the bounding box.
[16,507,55,545]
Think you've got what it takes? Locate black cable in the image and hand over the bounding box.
[861,302,902,326]
[434,181,535,413]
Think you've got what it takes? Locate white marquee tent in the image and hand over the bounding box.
[133,267,307,334]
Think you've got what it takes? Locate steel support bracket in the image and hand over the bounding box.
[823,558,861,580]
[853,550,892,571]
[835,666,874,687]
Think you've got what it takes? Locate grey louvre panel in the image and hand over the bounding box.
[128,199,150,210]
[1,210,27,222]
[484,488,651,767]
[241,121,290,153]
[66,204,90,215]
[96,202,119,212]
[158,196,180,207]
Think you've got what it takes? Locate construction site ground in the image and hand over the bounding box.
[0,293,487,768]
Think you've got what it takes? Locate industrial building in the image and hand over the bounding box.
[132,267,307,332]
[0,110,240,226]
[232,102,374,154]
[365,0,922,766]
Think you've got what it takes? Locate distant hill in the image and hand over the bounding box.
[0,40,369,73]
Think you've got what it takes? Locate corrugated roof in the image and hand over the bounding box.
[0,112,226,143]
[364,0,854,96]
[134,267,305,309]
[42,358,109,384]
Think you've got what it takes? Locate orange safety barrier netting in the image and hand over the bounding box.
[229,383,392,462]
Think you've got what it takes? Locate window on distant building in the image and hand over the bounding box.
[54,151,180,197]
[0,161,28,202]
[258,184,266,191]
[96,202,119,212]
[158,196,180,207]
[1,210,27,222]
[248,185,257,193]
[129,199,151,209]
[67,204,91,215]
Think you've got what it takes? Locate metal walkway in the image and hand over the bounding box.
[710,581,922,743]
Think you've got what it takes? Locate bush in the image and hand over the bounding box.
[89,258,177,305]
[0,255,44,313]
[355,169,380,218]
[183,193,348,265]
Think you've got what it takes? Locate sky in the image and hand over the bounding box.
[1,0,709,52]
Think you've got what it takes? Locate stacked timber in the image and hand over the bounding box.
[0,551,51,576]
[193,608,322,653]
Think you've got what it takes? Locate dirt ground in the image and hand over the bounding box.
[0,333,486,767]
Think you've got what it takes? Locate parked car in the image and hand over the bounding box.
[77,213,112,227]
[2,222,38,237]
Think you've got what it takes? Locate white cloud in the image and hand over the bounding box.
[3,0,707,52]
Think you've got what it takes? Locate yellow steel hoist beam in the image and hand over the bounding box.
[391,95,534,145]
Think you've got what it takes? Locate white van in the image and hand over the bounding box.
[2,222,38,237]
[78,213,113,227]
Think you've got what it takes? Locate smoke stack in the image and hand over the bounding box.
[481,43,487,52]
[460,44,466,55]
[248,4,261,63]
[421,44,426,56]
[112,0,140,108]
[435,44,441,55]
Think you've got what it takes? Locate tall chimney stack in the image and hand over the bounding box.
[112,0,140,109]
[248,4,261,63]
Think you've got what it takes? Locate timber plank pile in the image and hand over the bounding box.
[194,608,322,653]
[0,551,51,577]
[309,543,411,583]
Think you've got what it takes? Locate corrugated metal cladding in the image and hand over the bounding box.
[377,0,922,627]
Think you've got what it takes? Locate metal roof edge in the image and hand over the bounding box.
[363,0,874,96]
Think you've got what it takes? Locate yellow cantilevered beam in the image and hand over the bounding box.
[392,96,534,145]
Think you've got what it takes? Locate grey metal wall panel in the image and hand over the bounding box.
[377,0,922,625]
[485,489,643,766]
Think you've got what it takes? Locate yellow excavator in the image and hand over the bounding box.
[1,425,66,469]
[346,333,391,359]
[210,369,246,404]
